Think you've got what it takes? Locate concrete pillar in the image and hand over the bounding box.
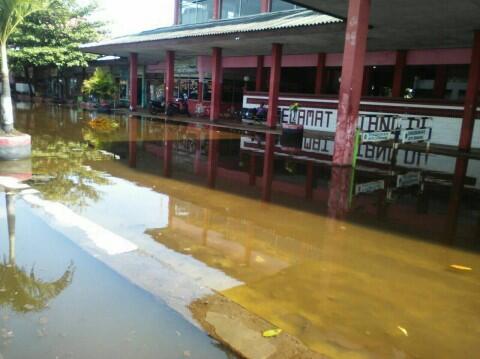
[255,55,265,92]
[174,0,180,25]
[459,31,480,152]
[267,43,282,128]
[249,153,256,186]
[332,0,371,166]
[392,50,407,97]
[207,126,219,188]
[434,65,447,98]
[213,0,220,19]
[314,53,326,95]
[305,161,314,199]
[164,123,173,177]
[165,51,175,108]
[128,116,138,168]
[261,133,275,202]
[328,166,353,218]
[129,53,138,110]
[261,0,271,13]
[211,47,223,121]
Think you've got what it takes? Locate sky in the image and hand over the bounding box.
[78,0,175,38]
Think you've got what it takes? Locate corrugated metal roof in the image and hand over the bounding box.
[81,9,342,49]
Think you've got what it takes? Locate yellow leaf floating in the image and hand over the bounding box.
[262,328,282,338]
[449,264,472,271]
[397,326,408,337]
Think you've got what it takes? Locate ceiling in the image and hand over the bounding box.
[287,0,480,50]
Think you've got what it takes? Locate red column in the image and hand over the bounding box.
[392,50,407,97]
[198,80,204,103]
[165,51,175,108]
[207,126,219,188]
[261,0,271,13]
[174,0,180,25]
[328,166,353,218]
[332,0,371,166]
[164,123,173,177]
[128,116,138,168]
[445,157,469,241]
[459,31,480,152]
[305,162,314,199]
[261,133,275,202]
[213,0,220,19]
[210,47,223,121]
[267,43,282,128]
[434,65,448,98]
[129,53,138,111]
[314,53,326,95]
[249,153,256,186]
[255,55,264,92]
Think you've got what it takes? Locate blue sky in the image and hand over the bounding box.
[78,0,175,38]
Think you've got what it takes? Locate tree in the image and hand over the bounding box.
[0,0,51,132]
[8,0,105,98]
[82,67,115,102]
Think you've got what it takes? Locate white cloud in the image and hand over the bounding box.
[78,0,174,38]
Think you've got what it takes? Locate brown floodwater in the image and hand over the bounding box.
[6,103,480,358]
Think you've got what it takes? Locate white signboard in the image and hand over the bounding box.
[355,180,385,195]
[396,172,422,188]
[401,128,432,144]
[361,131,394,143]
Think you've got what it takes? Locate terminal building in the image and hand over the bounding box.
[81,0,480,215]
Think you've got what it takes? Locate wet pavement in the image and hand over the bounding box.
[3,103,480,358]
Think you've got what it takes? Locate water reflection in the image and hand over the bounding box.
[0,192,74,313]
[11,104,480,358]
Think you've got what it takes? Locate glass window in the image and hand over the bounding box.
[181,0,214,25]
[221,0,261,19]
[271,0,300,12]
[403,66,436,99]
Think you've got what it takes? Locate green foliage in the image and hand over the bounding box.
[82,67,115,100]
[7,0,105,71]
[0,0,51,44]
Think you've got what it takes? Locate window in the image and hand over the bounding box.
[181,0,214,25]
[271,0,301,12]
[221,0,261,19]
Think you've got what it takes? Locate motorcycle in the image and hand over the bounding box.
[166,97,190,116]
[149,98,166,114]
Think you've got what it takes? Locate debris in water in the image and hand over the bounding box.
[255,255,265,264]
[262,328,283,338]
[397,326,408,337]
[184,248,192,252]
[176,331,182,337]
[23,304,35,311]
[183,350,191,357]
[449,264,472,271]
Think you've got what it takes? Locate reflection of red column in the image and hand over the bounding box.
[198,81,203,103]
[445,157,469,241]
[328,166,353,219]
[165,51,175,108]
[433,65,447,98]
[392,50,407,97]
[210,47,223,121]
[128,116,138,168]
[194,130,202,175]
[305,162,314,199]
[332,0,370,166]
[207,126,219,188]
[249,153,256,186]
[267,44,282,128]
[314,53,326,95]
[459,31,480,152]
[129,53,138,110]
[262,133,275,202]
[255,55,264,92]
[164,123,173,177]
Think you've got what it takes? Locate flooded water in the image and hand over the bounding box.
[5,103,480,358]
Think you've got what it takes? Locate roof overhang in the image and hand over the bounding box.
[80,10,346,64]
[286,0,480,50]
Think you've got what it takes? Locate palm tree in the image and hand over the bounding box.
[0,192,74,313]
[0,0,51,132]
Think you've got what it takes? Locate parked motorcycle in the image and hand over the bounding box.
[166,97,190,116]
[149,98,166,114]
